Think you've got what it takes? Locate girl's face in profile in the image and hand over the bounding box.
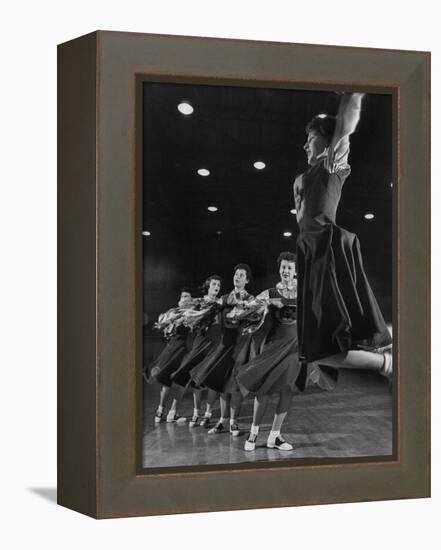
[304,130,328,166]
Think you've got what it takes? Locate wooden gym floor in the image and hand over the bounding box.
[142,369,393,469]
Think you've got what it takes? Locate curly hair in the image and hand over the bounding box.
[277,251,296,269]
[305,114,337,145]
[233,263,252,282]
[202,275,222,294]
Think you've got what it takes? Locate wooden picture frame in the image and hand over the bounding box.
[58,30,430,518]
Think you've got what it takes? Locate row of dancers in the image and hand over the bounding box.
[145,91,393,452]
[146,255,307,451]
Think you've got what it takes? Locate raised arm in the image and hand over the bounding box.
[326,93,364,172]
[333,93,365,142]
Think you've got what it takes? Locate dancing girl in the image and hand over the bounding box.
[147,288,194,423]
[171,275,223,429]
[294,93,392,379]
[234,252,301,451]
[190,264,254,437]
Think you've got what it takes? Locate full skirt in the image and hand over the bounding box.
[297,223,392,362]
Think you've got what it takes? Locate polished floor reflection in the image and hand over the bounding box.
[142,370,393,468]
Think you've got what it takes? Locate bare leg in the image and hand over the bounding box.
[245,395,268,451]
[320,350,383,370]
[169,384,186,412]
[229,392,243,436]
[271,388,293,431]
[158,385,170,409]
[167,385,187,423]
[230,392,242,422]
[267,389,294,450]
[319,349,392,383]
[204,389,218,415]
[200,389,218,428]
[154,386,170,423]
[219,393,230,420]
[208,393,229,434]
[189,388,203,427]
[252,394,268,426]
[193,388,202,410]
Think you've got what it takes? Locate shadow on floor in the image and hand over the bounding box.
[28,487,57,504]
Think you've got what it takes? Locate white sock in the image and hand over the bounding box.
[268,430,280,442]
[204,411,212,418]
[381,351,392,376]
[230,418,236,426]
[250,424,259,436]
[219,417,227,424]
[157,405,164,413]
[193,408,200,417]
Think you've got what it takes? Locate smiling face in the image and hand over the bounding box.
[304,130,328,166]
[233,268,249,291]
[279,259,296,284]
[207,278,221,298]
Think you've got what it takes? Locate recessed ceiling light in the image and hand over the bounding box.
[198,168,210,176]
[283,231,292,237]
[364,213,375,220]
[142,231,151,236]
[207,206,218,212]
[390,182,393,188]
[177,102,194,115]
[290,209,297,214]
[254,161,266,170]
[216,230,223,235]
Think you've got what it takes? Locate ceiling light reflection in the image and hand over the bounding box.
[177,102,194,115]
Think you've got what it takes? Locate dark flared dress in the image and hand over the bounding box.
[148,325,193,387]
[171,309,222,388]
[190,292,253,393]
[295,161,392,363]
[235,288,302,396]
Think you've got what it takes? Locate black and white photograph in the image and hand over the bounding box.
[141,81,394,469]
[4,0,436,538]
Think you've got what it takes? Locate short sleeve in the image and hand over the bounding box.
[325,135,351,177]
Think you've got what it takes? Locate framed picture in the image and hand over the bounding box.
[58,31,430,518]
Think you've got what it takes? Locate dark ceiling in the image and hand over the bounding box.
[142,81,393,319]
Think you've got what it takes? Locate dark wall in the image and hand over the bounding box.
[142,83,393,335]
